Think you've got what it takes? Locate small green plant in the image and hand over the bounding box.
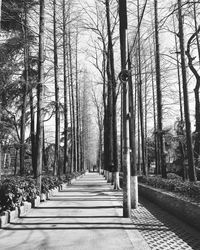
[139,174,200,202]
[0,171,83,214]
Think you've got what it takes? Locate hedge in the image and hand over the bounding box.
[139,173,200,202]
[0,171,84,214]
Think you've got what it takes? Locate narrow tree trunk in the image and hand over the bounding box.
[0,0,3,181]
[173,15,183,122]
[119,0,131,217]
[144,63,148,172]
[185,27,200,178]
[128,50,138,208]
[154,0,166,178]
[0,100,2,180]
[62,0,68,174]
[14,149,18,175]
[30,89,37,177]
[68,29,77,172]
[36,0,45,192]
[178,0,196,182]
[137,0,146,176]
[193,2,200,65]
[20,1,29,176]
[173,15,185,179]
[150,45,158,175]
[66,39,73,173]
[53,0,60,176]
[75,27,80,172]
[43,128,47,169]
[106,0,119,186]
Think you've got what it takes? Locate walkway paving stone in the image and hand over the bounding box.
[0,173,150,250]
[131,197,200,250]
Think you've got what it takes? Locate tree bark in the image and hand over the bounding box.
[20,0,29,176]
[178,0,196,182]
[128,51,138,208]
[119,0,131,217]
[36,0,45,192]
[75,27,80,172]
[186,26,200,176]
[30,89,37,177]
[69,28,77,172]
[53,0,61,176]
[154,0,166,178]
[62,0,68,174]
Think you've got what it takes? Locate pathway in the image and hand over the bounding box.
[0,173,149,250]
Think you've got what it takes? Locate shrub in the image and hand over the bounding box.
[0,171,83,214]
[139,174,200,202]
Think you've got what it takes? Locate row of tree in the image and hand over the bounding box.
[0,0,95,187]
[86,0,200,190]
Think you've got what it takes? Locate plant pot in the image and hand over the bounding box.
[18,205,25,217]
[32,196,40,207]
[40,193,46,202]
[8,207,19,223]
[52,187,58,196]
[23,201,32,214]
[0,211,9,228]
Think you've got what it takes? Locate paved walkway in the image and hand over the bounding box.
[131,197,200,250]
[0,173,150,250]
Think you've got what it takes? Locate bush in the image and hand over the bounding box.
[0,176,39,214]
[0,171,84,214]
[139,174,200,202]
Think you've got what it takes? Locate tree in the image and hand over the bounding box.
[62,0,68,174]
[186,26,200,172]
[36,0,45,191]
[92,90,104,174]
[53,0,61,176]
[178,0,196,182]
[119,0,131,218]
[154,0,166,178]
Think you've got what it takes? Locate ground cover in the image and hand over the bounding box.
[139,173,200,204]
[0,171,84,214]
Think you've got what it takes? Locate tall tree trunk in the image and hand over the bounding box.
[173,15,183,122]
[36,0,45,192]
[20,1,29,176]
[119,0,131,218]
[69,29,77,172]
[43,128,47,169]
[137,0,146,176]
[75,27,80,172]
[173,14,185,179]
[14,149,18,175]
[193,2,200,65]
[62,0,68,174]
[53,0,60,176]
[66,38,73,173]
[150,45,158,175]
[0,100,1,181]
[98,127,103,174]
[178,0,196,182]
[105,0,119,186]
[128,50,138,208]
[30,89,37,177]
[154,0,166,178]
[144,63,148,171]
[136,64,141,175]
[185,27,200,178]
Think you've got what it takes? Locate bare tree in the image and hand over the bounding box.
[36,0,45,191]
[178,0,196,182]
[53,0,61,176]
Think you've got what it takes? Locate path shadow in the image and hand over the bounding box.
[138,197,200,250]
